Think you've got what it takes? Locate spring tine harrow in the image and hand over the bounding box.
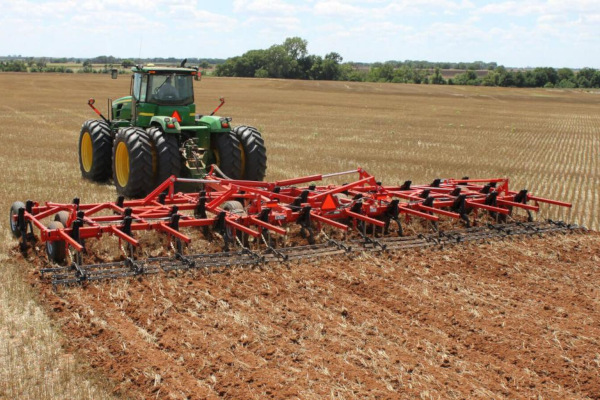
[9,168,577,285]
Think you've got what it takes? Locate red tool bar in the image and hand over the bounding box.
[207,187,238,210]
[527,195,572,208]
[143,176,177,204]
[344,210,386,227]
[249,216,288,235]
[465,200,510,215]
[400,206,440,221]
[226,218,261,237]
[310,213,350,231]
[156,223,191,243]
[28,206,63,223]
[57,230,84,252]
[311,177,377,202]
[496,198,540,211]
[414,204,460,219]
[233,185,298,204]
[108,226,139,246]
[450,178,508,184]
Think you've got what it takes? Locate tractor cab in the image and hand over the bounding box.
[110,65,200,127]
[133,69,195,106]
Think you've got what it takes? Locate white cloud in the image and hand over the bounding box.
[313,1,366,18]
[233,0,302,15]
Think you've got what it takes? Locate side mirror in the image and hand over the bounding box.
[111,69,118,79]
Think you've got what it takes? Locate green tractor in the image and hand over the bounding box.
[79,63,267,197]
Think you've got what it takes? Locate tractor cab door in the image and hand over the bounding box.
[131,72,150,125]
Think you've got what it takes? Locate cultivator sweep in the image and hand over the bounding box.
[10,168,576,285]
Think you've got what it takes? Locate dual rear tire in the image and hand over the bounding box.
[79,120,112,181]
[79,123,180,198]
[233,125,267,181]
[112,127,155,198]
[213,126,267,181]
[78,120,267,198]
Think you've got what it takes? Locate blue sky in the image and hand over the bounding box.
[1,0,598,68]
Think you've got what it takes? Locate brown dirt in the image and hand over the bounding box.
[30,230,600,399]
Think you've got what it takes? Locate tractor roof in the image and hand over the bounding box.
[131,65,198,74]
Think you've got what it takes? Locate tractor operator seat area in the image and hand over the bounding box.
[133,72,194,106]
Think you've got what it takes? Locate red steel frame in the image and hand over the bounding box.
[12,168,572,259]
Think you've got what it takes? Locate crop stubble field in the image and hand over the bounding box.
[0,73,599,399]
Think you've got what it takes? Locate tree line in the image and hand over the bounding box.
[3,39,600,89]
[213,37,600,89]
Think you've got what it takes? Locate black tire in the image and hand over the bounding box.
[55,211,70,227]
[221,201,247,243]
[147,127,181,186]
[79,119,113,182]
[221,200,245,215]
[212,131,243,180]
[9,201,25,238]
[112,127,154,198]
[233,125,267,181]
[46,221,66,264]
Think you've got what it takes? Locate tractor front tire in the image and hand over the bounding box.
[147,127,181,186]
[79,119,113,182]
[212,131,243,180]
[112,127,154,198]
[233,125,267,181]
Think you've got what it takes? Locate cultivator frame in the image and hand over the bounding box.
[10,168,575,285]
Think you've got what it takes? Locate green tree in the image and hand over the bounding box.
[429,67,445,84]
[283,37,308,60]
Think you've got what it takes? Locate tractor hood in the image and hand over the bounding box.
[112,96,132,120]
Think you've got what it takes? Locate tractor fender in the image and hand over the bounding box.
[149,116,181,134]
[197,115,232,133]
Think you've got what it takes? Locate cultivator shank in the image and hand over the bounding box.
[10,168,575,285]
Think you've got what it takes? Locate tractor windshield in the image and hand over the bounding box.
[146,73,194,105]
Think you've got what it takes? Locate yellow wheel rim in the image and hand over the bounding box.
[81,132,93,172]
[115,142,130,187]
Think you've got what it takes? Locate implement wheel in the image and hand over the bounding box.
[212,131,243,180]
[221,201,247,244]
[233,125,267,181]
[112,127,154,198]
[9,201,25,238]
[79,119,113,181]
[147,127,181,186]
[46,221,66,264]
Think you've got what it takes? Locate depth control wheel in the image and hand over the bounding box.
[9,201,25,238]
[46,221,66,264]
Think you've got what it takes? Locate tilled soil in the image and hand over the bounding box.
[33,231,600,399]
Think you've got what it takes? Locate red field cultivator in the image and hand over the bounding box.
[10,168,576,285]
